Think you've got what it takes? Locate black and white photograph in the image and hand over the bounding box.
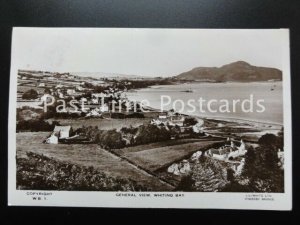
[8,28,292,209]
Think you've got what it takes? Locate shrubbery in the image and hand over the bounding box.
[97,129,126,149]
[176,157,229,192]
[17,119,60,132]
[22,89,38,100]
[125,112,145,118]
[75,123,172,149]
[17,152,148,191]
[241,133,284,192]
[134,124,171,145]
[183,117,198,126]
[220,133,285,193]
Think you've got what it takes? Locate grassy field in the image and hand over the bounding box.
[17,85,45,93]
[114,138,220,155]
[16,132,173,191]
[16,132,223,190]
[47,118,151,130]
[121,140,223,172]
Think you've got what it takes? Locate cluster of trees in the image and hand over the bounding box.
[222,131,284,193]
[17,152,148,191]
[241,132,284,192]
[134,124,171,145]
[75,126,125,149]
[183,117,198,126]
[85,78,172,93]
[75,124,175,150]
[22,89,38,100]
[48,111,86,119]
[115,79,172,90]
[16,107,43,121]
[17,119,61,132]
[176,156,229,192]
[98,130,125,149]
[83,82,109,93]
[110,112,144,119]
[176,131,284,193]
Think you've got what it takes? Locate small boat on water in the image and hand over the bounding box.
[181,88,194,93]
[270,84,276,91]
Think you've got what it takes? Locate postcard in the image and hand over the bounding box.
[8,28,292,209]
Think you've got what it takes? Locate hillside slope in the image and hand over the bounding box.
[175,61,282,82]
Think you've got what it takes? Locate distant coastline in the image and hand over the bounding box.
[127,81,283,126]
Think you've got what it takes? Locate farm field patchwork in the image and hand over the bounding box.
[47,118,152,130]
[121,140,223,172]
[16,132,173,190]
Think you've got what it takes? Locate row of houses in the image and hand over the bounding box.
[205,139,247,161]
[150,110,205,136]
[167,139,247,177]
[44,125,73,144]
[151,113,185,127]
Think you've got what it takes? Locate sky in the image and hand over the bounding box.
[12,28,287,77]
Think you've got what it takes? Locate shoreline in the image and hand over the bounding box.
[141,104,283,128]
[200,115,283,127]
[127,81,283,128]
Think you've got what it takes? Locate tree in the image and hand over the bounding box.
[242,145,256,178]
[277,127,284,150]
[44,88,51,94]
[22,89,38,100]
[241,134,284,192]
[135,124,171,145]
[258,133,278,148]
[98,129,125,149]
[183,117,198,126]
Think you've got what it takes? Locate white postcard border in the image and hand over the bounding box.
[8,28,292,210]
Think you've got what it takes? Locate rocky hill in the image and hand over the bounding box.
[175,61,282,82]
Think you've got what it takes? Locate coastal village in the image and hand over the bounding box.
[16,69,284,192]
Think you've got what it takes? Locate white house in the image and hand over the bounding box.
[206,139,247,161]
[167,163,180,175]
[207,148,229,160]
[91,80,105,86]
[168,115,185,127]
[86,109,101,117]
[56,84,64,89]
[45,132,59,144]
[100,104,109,112]
[151,114,185,127]
[67,89,76,95]
[58,92,64,99]
[191,151,202,161]
[227,140,247,159]
[151,117,168,126]
[179,160,191,174]
[192,119,204,133]
[167,160,191,175]
[91,93,107,104]
[53,125,72,139]
[76,85,84,91]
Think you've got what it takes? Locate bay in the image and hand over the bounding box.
[126,82,283,124]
